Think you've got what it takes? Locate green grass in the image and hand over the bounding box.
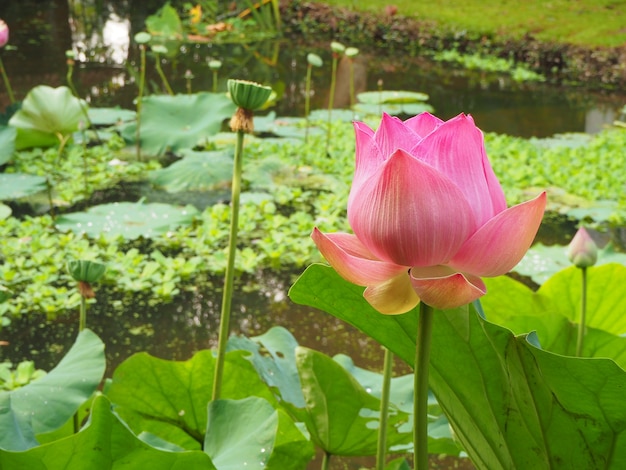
[320,0,626,48]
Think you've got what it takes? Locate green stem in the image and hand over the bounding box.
[67,62,100,142]
[576,267,588,356]
[376,346,393,470]
[326,55,339,153]
[349,59,355,110]
[321,451,331,470]
[0,56,15,104]
[212,129,244,401]
[414,303,434,470]
[212,70,218,93]
[79,295,87,332]
[136,45,146,161]
[154,53,174,95]
[304,64,312,142]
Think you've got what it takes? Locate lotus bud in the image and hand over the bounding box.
[184,69,194,80]
[307,53,323,68]
[567,227,598,268]
[330,41,345,54]
[208,59,222,70]
[0,20,8,49]
[151,44,168,55]
[134,32,151,44]
[345,47,359,58]
[228,79,272,132]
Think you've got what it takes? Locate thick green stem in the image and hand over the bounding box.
[154,53,174,95]
[212,70,218,93]
[376,346,393,470]
[0,56,15,104]
[414,303,434,470]
[576,267,588,357]
[321,451,331,470]
[212,129,244,401]
[136,45,146,161]
[349,59,355,110]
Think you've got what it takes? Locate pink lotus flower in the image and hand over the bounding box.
[0,20,8,49]
[312,113,546,313]
[567,226,597,268]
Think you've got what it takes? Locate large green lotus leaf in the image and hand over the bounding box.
[333,354,462,456]
[0,125,16,165]
[88,107,136,126]
[0,173,47,200]
[357,91,430,104]
[285,346,411,456]
[55,201,198,239]
[227,326,305,408]
[481,268,626,366]
[205,397,314,470]
[0,329,105,451]
[0,203,11,220]
[121,93,236,156]
[8,85,86,149]
[149,149,233,193]
[105,349,278,450]
[491,264,626,335]
[289,264,626,469]
[145,2,183,39]
[0,395,214,469]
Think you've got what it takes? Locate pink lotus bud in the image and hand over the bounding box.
[312,112,546,313]
[567,227,597,268]
[0,20,8,48]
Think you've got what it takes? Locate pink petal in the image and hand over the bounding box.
[363,273,420,315]
[374,113,422,158]
[311,228,407,286]
[353,121,381,191]
[412,113,507,227]
[410,271,486,310]
[403,112,443,137]
[348,149,475,267]
[448,192,547,277]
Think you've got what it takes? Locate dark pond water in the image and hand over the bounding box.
[1,0,625,429]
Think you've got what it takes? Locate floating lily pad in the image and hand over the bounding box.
[357,90,430,104]
[530,132,593,149]
[55,201,199,239]
[0,173,47,200]
[0,204,11,220]
[8,85,86,149]
[149,149,233,193]
[353,102,435,117]
[121,93,236,156]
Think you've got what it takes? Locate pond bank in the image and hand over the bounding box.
[281,0,626,90]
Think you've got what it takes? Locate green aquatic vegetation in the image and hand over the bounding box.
[433,49,546,82]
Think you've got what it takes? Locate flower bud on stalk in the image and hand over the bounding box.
[567,227,598,268]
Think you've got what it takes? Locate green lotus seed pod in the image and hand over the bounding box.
[345,47,359,58]
[134,32,151,44]
[330,41,345,54]
[67,260,107,283]
[65,50,76,59]
[227,79,272,111]
[0,285,12,304]
[208,59,222,70]
[307,53,323,68]
[151,44,168,55]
